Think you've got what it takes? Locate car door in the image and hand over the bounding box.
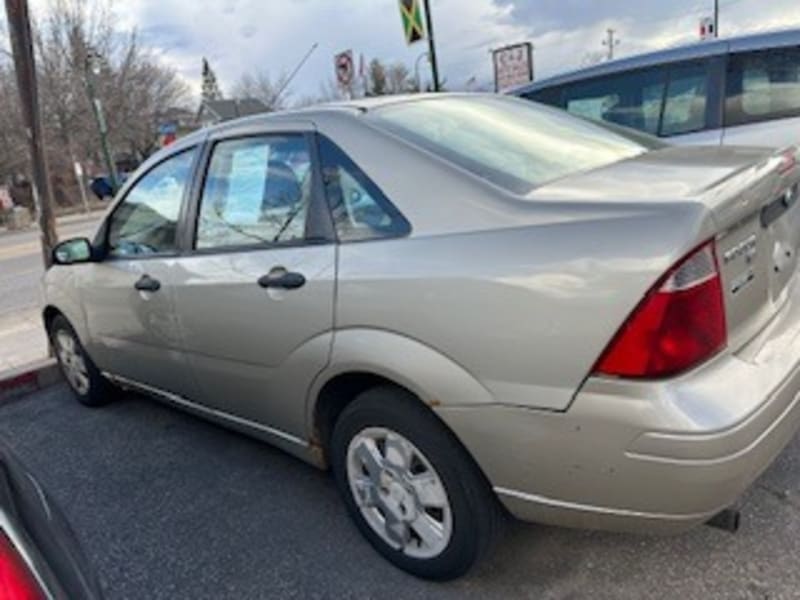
[79,146,201,398]
[169,124,336,438]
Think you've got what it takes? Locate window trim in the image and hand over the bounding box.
[102,145,201,262]
[314,133,411,245]
[723,46,800,129]
[185,130,336,256]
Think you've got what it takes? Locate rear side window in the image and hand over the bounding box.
[661,62,708,136]
[726,46,800,127]
[562,68,666,135]
[559,61,711,137]
[318,136,410,242]
[195,135,312,249]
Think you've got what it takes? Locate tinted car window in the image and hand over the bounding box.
[661,62,708,136]
[726,46,800,127]
[318,136,409,242]
[196,135,311,249]
[561,68,666,135]
[370,95,655,195]
[108,149,194,257]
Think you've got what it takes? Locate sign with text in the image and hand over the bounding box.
[492,42,533,92]
[335,49,354,87]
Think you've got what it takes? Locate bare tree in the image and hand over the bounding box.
[232,70,290,111]
[0,0,190,208]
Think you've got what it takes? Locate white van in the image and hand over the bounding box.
[513,29,800,147]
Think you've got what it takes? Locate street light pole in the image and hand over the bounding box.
[422,0,440,91]
[4,0,58,268]
[414,51,429,91]
[85,50,119,192]
[714,0,719,37]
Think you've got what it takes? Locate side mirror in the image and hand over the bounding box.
[52,238,93,266]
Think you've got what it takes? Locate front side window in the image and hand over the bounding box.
[195,135,312,250]
[562,68,666,135]
[318,136,409,242]
[726,46,800,126]
[661,62,709,136]
[370,95,657,195]
[107,149,195,257]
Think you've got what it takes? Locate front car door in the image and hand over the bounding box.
[169,123,336,439]
[80,145,201,398]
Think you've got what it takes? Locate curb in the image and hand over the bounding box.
[0,358,62,404]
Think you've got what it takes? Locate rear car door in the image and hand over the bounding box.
[81,146,200,397]
[169,124,336,438]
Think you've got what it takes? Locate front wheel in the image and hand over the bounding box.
[49,315,115,407]
[331,386,503,580]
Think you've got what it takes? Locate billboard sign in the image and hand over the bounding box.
[493,42,533,92]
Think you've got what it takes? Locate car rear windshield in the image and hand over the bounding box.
[369,95,660,195]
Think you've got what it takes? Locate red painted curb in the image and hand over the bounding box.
[0,359,61,403]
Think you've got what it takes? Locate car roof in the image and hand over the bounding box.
[511,27,800,95]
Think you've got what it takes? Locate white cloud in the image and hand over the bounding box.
[6,0,800,104]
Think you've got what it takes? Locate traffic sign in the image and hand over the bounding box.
[335,50,354,87]
[399,0,425,45]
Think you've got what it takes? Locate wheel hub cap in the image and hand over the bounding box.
[346,427,452,559]
[55,330,90,395]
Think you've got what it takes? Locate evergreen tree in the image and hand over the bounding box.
[201,58,223,102]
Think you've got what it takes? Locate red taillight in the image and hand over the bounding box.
[0,530,44,600]
[594,240,727,379]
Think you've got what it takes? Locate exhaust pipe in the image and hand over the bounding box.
[706,508,740,533]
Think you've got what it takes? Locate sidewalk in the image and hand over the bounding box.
[0,306,48,371]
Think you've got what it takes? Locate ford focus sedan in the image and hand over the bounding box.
[43,94,800,580]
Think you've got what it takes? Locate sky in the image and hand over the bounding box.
[6,0,800,104]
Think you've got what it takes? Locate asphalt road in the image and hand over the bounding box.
[0,386,799,599]
[0,213,103,315]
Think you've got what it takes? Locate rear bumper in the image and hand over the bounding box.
[436,280,800,533]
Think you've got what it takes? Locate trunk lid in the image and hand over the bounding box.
[530,145,800,354]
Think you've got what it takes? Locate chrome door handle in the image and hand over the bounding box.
[134,274,161,292]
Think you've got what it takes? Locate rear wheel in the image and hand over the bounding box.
[330,386,502,580]
[50,315,114,407]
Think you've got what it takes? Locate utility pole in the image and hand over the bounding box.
[602,28,620,61]
[4,0,58,268]
[714,0,719,37]
[422,0,440,91]
[85,49,119,192]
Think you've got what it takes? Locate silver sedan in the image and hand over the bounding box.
[43,94,800,580]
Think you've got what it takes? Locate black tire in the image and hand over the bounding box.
[49,315,115,407]
[330,386,503,580]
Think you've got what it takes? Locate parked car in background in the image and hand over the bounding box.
[42,94,800,580]
[514,29,800,148]
[0,442,103,599]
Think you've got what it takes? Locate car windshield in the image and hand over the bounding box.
[369,95,663,194]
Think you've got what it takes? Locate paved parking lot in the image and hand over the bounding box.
[1,385,799,599]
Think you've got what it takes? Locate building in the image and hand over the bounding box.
[196,98,270,127]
